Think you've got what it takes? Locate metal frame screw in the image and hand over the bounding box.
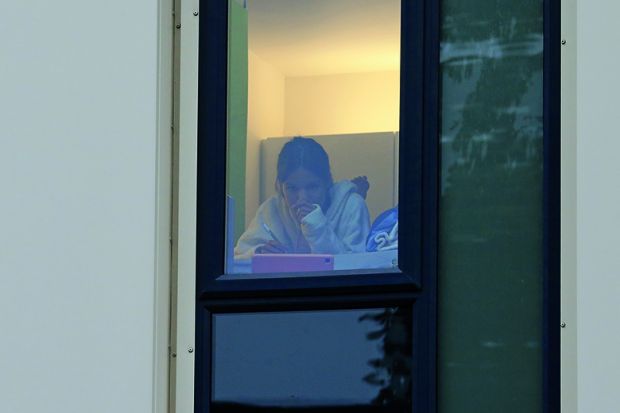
[176,24,181,29]
[560,322,567,328]
[561,39,567,45]
[193,11,199,16]
[188,347,194,353]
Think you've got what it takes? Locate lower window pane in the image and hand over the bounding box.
[212,308,412,412]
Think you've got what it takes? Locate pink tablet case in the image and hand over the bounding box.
[251,254,334,274]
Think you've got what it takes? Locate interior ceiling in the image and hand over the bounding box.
[246,0,400,77]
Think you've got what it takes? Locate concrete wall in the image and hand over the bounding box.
[574,0,620,411]
[0,1,171,412]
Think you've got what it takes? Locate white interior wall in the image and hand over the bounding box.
[246,52,285,223]
[284,71,400,136]
[0,1,169,412]
[576,0,620,411]
[245,60,400,222]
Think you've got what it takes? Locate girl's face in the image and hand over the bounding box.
[280,167,329,214]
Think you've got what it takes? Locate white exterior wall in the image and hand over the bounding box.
[2,0,620,412]
[0,1,171,412]
[574,0,620,412]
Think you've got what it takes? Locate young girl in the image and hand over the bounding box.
[235,137,371,258]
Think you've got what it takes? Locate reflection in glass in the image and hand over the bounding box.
[212,308,411,412]
[224,0,401,276]
[439,0,544,411]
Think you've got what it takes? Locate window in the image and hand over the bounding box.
[438,0,552,410]
[196,1,431,412]
[197,0,426,291]
[191,0,560,412]
[224,0,402,276]
[212,308,412,411]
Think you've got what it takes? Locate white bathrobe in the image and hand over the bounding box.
[235,181,371,258]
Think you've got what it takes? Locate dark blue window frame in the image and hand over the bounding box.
[196,1,433,296]
[192,0,560,412]
[543,0,561,410]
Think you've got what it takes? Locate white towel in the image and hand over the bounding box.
[371,222,398,251]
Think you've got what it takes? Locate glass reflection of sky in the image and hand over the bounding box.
[213,309,386,406]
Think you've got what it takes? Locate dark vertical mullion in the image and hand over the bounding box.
[399,0,425,284]
[542,0,561,411]
[420,0,441,410]
[197,2,228,291]
[401,0,423,407]
[195,310,213,413]
[196,0,229,411]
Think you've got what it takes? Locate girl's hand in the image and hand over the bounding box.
[293,202,317,222]
[351,176,370,199]
[256,240,288,254]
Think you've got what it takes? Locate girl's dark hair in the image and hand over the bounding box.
[276,136,333,186]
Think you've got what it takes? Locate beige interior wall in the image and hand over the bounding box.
[246,51,285,223]
[245,63,400,225]
[283,71,400,136]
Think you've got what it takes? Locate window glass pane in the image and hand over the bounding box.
[224,0,401,276]
[212,308,411,412]
[438,0,544,411]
